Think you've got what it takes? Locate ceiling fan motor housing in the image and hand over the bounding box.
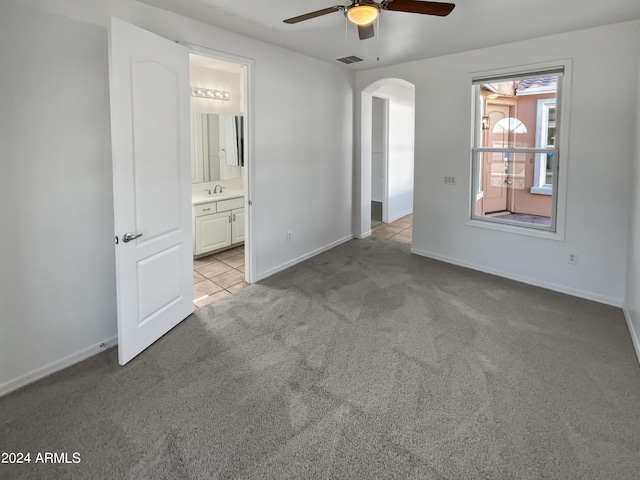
[282,0,456,38]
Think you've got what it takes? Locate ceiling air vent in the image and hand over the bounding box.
[336,55,364,64]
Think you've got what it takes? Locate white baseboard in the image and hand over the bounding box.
[623,308,640,367]
[254,234,354,282]
[355,230,372,240]
[410,247,623,308]
[0,336,118,398]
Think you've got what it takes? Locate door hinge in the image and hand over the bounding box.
[115,235,119,244]
[248,200,253,206]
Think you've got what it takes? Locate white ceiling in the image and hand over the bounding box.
[140,0,640,70]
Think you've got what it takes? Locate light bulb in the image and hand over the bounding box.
[346,5,379,26]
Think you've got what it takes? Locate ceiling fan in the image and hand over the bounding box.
[283,0,455,40]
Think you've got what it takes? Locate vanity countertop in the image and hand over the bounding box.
[192,190,244,206]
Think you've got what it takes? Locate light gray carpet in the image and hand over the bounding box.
[2,237,640,479]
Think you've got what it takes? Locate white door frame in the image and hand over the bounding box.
[182,43,256,284]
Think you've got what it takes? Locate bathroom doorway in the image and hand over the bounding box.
[188,51,253,308]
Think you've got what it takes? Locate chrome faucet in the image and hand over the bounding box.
[204,188,212,194]
[213,184,225,194]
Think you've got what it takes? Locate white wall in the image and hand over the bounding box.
[375,83,415,223]
[0,0,353,396]
[371,97,385,203]
[355,21,640,305]
[625,53,640,364]
[0,2,117,396]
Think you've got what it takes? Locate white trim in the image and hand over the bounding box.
[470,61,567,84]
[355,230,372,239]
[623,308,640,367]
[0,336,118,398]
[466,218,563,241]
[530,186,552,195]
[411,247,623,307]
[475,147,557,154]
[254,235,354,282]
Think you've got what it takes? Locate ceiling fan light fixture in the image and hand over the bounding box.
[346,5,379,26]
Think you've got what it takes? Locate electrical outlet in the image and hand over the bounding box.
[287,231,293,242]
[444,176,456,185]
[568,253,578,265]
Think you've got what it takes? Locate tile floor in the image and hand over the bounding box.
[371,214,413,244]
[193,245,248,309]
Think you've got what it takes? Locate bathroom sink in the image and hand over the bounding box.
[192,190,243,205]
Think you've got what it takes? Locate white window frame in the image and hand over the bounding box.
[467,60,572,241]
[531,99,556,195]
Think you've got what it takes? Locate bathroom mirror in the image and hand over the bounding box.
[191,113,244,184]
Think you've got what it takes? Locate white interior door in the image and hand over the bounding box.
[109,18,193,365]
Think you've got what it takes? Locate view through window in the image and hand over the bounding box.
[471,68,564,231]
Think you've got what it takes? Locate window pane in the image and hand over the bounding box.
[474,152,552,227]
[545,152,555,187]
[478,76,558,150]
[472,70,562,231]
[547,108,556,146]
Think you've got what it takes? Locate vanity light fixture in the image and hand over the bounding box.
[191,87,231,101]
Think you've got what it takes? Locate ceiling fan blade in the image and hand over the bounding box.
[358,23,375,40]
[283,6,342,24]
[385,0,455,17]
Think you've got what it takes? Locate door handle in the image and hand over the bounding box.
[122,232,143,243]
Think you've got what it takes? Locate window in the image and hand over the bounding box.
[470,66,565,233]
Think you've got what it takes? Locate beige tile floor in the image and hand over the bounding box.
[371,214,413,244]
[192,245,248,308]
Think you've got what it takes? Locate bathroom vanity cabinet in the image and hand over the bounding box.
[193,196,244,256]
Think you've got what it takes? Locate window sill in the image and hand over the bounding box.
[530,186,552,195]
[466,217,564,241]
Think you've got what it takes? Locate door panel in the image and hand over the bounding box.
[132,62,182,242]
[109,18,193,365]
[137,245,184,323]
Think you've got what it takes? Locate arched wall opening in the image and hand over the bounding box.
[356,78,416,238]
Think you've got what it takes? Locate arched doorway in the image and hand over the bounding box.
[356,78,416,238]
